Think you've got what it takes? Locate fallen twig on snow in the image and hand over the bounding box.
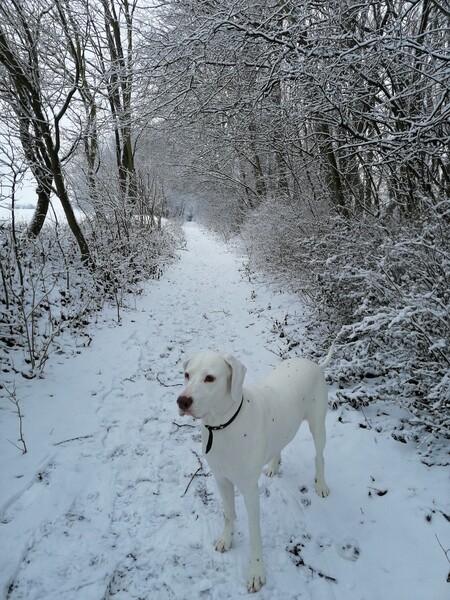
[54,434,95,446]
[287,540,337,583]
[172,421,195,430]
[182,450,209,497]
[435,534,450,583]
[156,373,182,387]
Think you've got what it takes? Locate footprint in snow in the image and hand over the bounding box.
[316,533,333,552]
[337,537,361,561]
[0,462,56,524]
[299,485,311,507]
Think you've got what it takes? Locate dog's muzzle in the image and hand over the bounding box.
[177,395,193,414]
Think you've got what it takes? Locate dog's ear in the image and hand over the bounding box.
[182,356,191,372]
[223,354,246,403]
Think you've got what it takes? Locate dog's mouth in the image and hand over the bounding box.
[178,408,200,419]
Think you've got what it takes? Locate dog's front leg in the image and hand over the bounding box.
[242,483,266,593]
[214,476,236,552]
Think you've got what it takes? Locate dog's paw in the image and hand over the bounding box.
[265,456,281,477]
[247,561,266,593]
[214,535,232,553]
[315,479,329,498]
[264,465,279,478]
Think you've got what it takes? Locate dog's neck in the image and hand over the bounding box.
[202,391,243,428]
[203,396,244,454]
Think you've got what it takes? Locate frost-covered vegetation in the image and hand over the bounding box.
[0,0,449,443]
[242,196,450,440]
[0,213,182,380]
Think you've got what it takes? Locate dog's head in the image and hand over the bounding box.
[177,350,246,421]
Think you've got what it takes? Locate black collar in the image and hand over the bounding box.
[204,397,244,454]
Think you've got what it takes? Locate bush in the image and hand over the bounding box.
[242,197,450,440]
[0,213,183,379]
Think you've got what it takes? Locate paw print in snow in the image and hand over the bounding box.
[316,533,333,552]
[337,537,360,561]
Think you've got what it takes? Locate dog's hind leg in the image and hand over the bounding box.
[308,410,329,498]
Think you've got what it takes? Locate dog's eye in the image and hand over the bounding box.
[204,375,215,383]
[184,373,189,380]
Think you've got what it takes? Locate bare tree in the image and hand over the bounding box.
[85,0,139,200]
[0,0,93,265]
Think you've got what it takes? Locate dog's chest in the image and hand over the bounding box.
[202,412,267,482]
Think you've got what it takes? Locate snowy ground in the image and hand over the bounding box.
[0,222,448,599]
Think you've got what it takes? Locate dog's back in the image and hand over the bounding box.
[245,357,328,468]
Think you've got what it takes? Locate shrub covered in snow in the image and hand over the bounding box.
[242,197,450,439]
[0,215,183,379]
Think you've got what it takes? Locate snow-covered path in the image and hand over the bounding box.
[1,223,448,600]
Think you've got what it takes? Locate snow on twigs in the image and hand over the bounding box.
[242,196,450,447]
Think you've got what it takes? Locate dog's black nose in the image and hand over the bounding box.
[177,395,193,411]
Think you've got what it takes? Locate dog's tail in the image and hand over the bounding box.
[319,344,335,369]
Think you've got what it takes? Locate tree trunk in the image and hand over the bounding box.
[48,140,94,267]
[316,122,349,218]
[28,183,51,237]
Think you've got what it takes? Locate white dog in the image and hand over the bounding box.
[177,348,332,593]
